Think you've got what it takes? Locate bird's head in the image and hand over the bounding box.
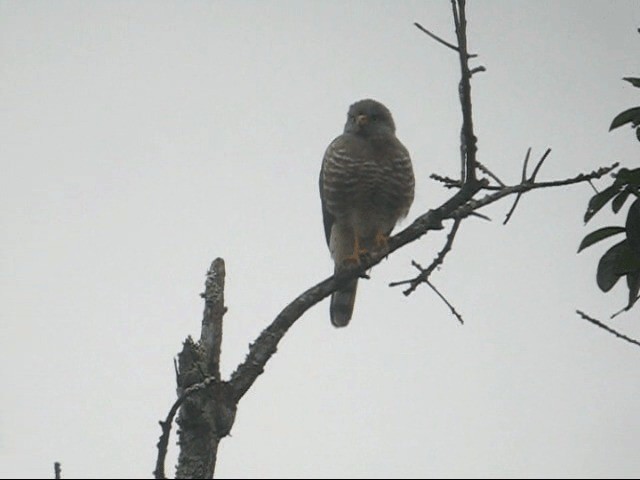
[343,99,396,137]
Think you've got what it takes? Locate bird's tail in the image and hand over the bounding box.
[330,274,358,328]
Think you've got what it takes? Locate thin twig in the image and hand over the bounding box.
[587,179,599,194]
[529,148,552,181]
[611,298,640,319]
[576,310,640,347]
[503,148,552,225]
[503,148,531,225]
[456,163,618,222]
[430,173,461,188]
[427,279,464,324]
[521,147,532,182]
[469,211,492,221]
[476,160,506,187]
[414,22,478,57]
[389,219,461,295]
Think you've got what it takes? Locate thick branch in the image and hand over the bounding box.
[200,258,226,380]
[228,183,484,402]
[452,0,478,183]
[168,259,231,479]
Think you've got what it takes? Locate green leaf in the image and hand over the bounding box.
[578,226,626,253]
[610,107,640,131]
[615,167,640,187]
[612,190,630,213]
[584,184,622,223]
[623,77,640,88]
[596,240,640,292]
[626,199,640,255]
[627,271,640,310]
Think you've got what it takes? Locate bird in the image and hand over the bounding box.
[319,99,415,327]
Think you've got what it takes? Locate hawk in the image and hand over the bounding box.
[319,99,415,327]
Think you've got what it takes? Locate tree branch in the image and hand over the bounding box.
[154,259,233,479]
[504,147,534,224]
[389,219,461,295]
[476,160,506,187]
[414,22,478,57]
[459,162,619,218]
[228,182,485,402]
[577,310,640,348]
[426,279,464,324]
[200,258,227,381]
[452,0,479,184]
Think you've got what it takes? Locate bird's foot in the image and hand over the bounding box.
[341,248,368,266]
[374,231,390,253]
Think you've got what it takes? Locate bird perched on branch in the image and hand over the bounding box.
[319,99,415,327]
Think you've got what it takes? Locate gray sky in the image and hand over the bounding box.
[1,1,639,478]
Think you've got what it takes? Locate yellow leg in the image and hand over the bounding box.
[374,230,389,251]
[342,235,368,265]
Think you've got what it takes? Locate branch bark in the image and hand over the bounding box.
[154,259,235,479]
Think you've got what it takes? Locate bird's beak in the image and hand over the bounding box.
[356,114,368,126]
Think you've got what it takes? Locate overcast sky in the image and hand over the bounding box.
[1,1,639,478]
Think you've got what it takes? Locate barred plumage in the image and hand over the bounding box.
[319,99,415,327]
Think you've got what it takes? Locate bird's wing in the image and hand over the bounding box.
[319,140,337,247]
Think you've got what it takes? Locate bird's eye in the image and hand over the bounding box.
[370,114,378,121]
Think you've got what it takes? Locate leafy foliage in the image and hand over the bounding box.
[580,71,640,314]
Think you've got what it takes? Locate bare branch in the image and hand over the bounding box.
[476,160,506,187]
[228,183,484,403]
[577,310,640,348]
[521,148,532,182]
[389,219,461,295]
[414,22,478,57]
[529,148,552,182]
[157,258,231,479]
[452,0,479,185]
[456,162,618,220]
[503,148,533,225]
[427,279,464,324]
[430,172,462,189]
[200,258,227,381]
